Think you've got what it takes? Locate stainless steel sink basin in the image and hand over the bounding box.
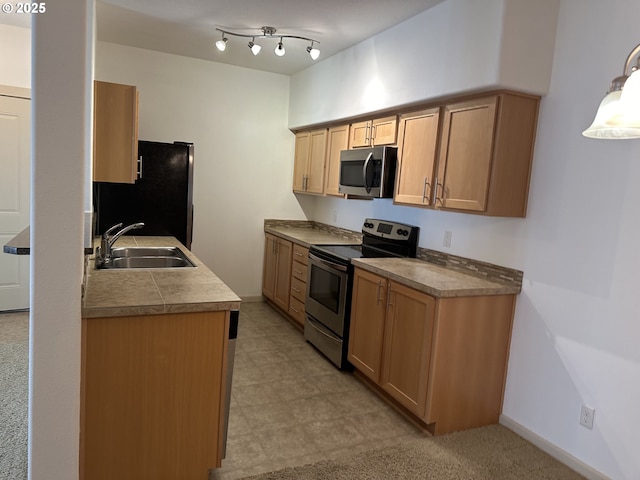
[98,246,195,269]
[110,247,185,258]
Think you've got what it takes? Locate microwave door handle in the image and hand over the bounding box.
[362,152,373,193]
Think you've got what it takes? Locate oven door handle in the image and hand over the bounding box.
[309,253,349,272]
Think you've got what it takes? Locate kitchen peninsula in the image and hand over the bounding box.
[81,236,241,480]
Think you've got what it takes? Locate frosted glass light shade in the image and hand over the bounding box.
[582,90,640,139]
[605,69,640,136]
[251,43,262,55]
[308,47,320,60]
[275,42,285,56]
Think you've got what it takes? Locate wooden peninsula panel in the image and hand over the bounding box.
[81,310,229,480]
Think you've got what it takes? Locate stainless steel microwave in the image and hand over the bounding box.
[338,146,397,198]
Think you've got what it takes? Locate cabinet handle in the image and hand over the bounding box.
[137,156,143,180]
[292,287,301,293]
[371,124,377,143]
[434,176,444,206]
[422,177,431,203]
[376,280,384,304]
[365,124,371,143]
[290,306,300,314]
[293,269,303,275]
[294,252,303,258]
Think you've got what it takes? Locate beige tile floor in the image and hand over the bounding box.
[211,301,424,480]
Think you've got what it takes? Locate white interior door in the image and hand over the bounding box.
[0,93,30,311]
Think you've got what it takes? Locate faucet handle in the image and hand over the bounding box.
[103,223,123,238]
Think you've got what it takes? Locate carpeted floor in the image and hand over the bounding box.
[0,311,28,480]
[241,423,586,480]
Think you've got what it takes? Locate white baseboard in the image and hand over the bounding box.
[499,415,610,480]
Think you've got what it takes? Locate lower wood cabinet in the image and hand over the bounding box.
[263,234,309,327]
[348,267,515,435]
[262,233,292,312]
[81,310,230,480]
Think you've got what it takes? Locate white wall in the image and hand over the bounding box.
[30,0,93,478]
[288,0,558,129]
[0,24,30,89]
[95,43,306,297]
[290,0,640,478]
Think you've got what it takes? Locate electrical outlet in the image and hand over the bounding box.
[580,405,595,429]
[443,230,452,248]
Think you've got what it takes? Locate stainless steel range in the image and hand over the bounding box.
[304,218,419,369]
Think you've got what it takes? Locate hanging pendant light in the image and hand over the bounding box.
[583,43,640,139]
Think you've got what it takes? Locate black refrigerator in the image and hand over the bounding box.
[93,140,194,249]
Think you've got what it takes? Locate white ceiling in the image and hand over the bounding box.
[1,0,445,75]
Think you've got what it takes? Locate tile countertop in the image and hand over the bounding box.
[264,225,362,247]
[352,257,521,298]
[82,236,241,319]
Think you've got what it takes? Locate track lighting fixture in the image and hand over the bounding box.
[583,42,640,139]
[214,26,320,60]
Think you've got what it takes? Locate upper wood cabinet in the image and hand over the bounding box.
[350,115,397,148]
[324,124,350,197]
[394,107,441,206]
[435,93,538,217]
[293,129,327,194]
[93,81,139,184]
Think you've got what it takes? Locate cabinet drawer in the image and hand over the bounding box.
[291,260,308,282]
[290,276,307,303]
[292,244,309,266]
[288,296,306,326]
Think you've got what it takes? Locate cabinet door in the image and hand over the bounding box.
[93,81,139,184]
[306,129,327,194]
[394,108,440,206]
[371,115,398,146]
[293,131,310,192]
[262,234,278,300]
[348,268,387,382]
[349,120,371,148]
[436,96,497,212]
[273,238,292,312]
[381,282,435,417]
[324,125,349,196]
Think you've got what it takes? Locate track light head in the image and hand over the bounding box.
[275,39,285,57]
[307,42,320,60]
[215,32,228,52]
[248,38,261,55]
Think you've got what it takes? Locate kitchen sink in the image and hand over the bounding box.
[98,246,195,269]
[110,247,186,258]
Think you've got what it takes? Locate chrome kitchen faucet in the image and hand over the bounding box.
[96,222,145,267]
